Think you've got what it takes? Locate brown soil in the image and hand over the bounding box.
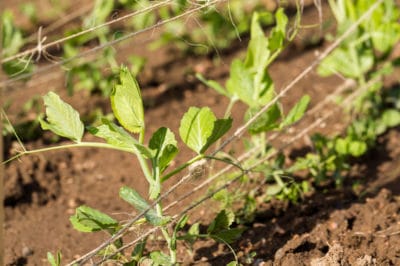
[3,1,400,266]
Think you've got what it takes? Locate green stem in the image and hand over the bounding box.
[204,155,245,172]
[137,128,153,183]
[209,98,237,175]
[2,140,153,185]
[161,155,204,183]
[224,98,237,119]
[154,163,176,264]
[2,141,134,164]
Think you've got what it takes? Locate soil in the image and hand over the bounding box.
[3,1,400,266]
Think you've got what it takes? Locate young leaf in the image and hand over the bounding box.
[207,210,235,234]
[171,214,189,250]
[128,239,146,266]
[119,186,170,226]
[196,73,230,98]
[47,251,62,266]
[268,8,288,52]
[180,107,232,154]
[281,95,311,128]
[226,60,255,107]
[69,205,118,233]
[246,104,281,134]
[200,117,232,154]
[211,228,244,244]
[177,222,199,245]
[226,58,275,109]
[111,66,144,133]
[381,109,400,128]
[149,251,172,266]
[245,12,270,73]
[88,119,154,158]
[149,127,178,172]
[348,140,367,157]
[40,92,84,142]
[179,107,215,154]
[207,210,244,244]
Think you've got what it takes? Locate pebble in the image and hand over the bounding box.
[22,246,34,257]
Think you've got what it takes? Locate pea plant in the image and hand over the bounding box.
[152,0,276,54]
[197,7,311,206]
[39,64,247,264]
[1,9,34,77]
[289,0,400,186]
[33,8,312,264]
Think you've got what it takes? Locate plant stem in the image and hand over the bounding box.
[209,98,237,175]
[161,154,204,183]
[154,164,176,264]
[137,128,153,183]
[2,140,153,184]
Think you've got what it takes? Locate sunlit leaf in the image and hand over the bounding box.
[196,73,230,98]
[40,92,84,142]
[247,104,281,134]
[89,119,153,158]
[201,117,232,154]
[119,186,170,226]
[281,95,310,128]
[348,140,367,157]
[149,251,172,266]
[149,127,178,172]
[47,251,62,266]
[111,66,144,133]
[179,107,215,154]
[69,205,118,233]
[381,109,400,128]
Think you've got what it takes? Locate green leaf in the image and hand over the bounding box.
[226,59,274,108]
[196,73,230,98]
[335,138,348,155]
[245,12,270,73]
[207,210,234,234]
[1,10,24,56]
[371,23,400,53]
[335,137,367,157]
[348,140,367,157]
[226,60,255,107]
[89,119,153,158]
[47,251,62,266]
[180,107,232,154]
[149,127,178,172]
[177,222,199,245]
[281,95,311,128]
[317,47,374,78]
[149,251,172,266]
[381,109,400,128]
[40,92,84,142]
[268,8,288,52]
[83,0,114,28]
[266,184,283,196]
[172,215,189,250]
[127,239,146,266]
[69,205,118,233]
[247,104,281,134]
[201,117,232,154]
[211,228,244,244]
[111,66,144,133]
[119,186,170,226]
[179,107,215,154]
